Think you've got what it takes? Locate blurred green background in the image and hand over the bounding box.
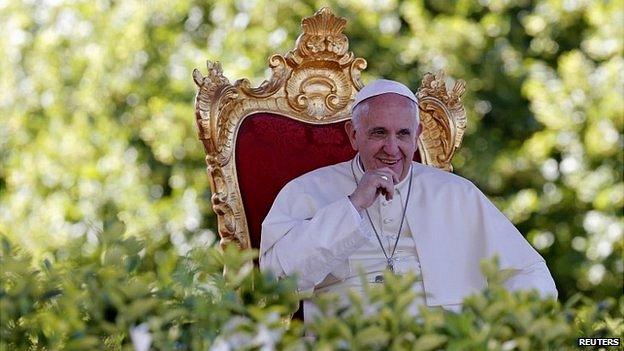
[1,0,622,304]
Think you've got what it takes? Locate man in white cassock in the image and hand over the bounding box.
[259,79,557,323]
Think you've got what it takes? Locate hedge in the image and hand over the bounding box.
[1,230,621,350]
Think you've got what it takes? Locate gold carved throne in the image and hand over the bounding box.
[193,8,467,251]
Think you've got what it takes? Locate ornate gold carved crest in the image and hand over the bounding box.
[417,71,467,171]
[283,8,366,119]
[193,8,467,249]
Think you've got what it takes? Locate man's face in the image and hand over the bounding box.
[346,93,421,182]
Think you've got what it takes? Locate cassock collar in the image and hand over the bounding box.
[352,154,412,194]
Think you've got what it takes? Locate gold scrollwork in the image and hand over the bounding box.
[416,71,467,171]
[286,66,352,119]
[290,8,351,63]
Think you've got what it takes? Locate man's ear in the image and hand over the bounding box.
[344,120,358,151]
[415,122,423,141]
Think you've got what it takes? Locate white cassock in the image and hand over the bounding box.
[260,156,557,323]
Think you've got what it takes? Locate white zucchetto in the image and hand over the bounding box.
[351,79,418,112]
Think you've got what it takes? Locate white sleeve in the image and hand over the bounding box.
[260,187,372,292]
[470,186,558,299]
[503,261,558,299]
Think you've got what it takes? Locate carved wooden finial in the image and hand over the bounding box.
[288,8,353,64]
[301,7,346,35]
[417,71,467,170]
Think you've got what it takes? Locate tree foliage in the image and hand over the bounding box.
[0,0,622,334]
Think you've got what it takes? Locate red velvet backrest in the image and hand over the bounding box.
[235,112,422,250]
[236,113,354,249]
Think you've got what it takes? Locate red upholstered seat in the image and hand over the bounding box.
[235,112,422,250]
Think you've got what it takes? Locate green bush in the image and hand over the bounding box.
[2,228,621,350]
[0,228,300,350]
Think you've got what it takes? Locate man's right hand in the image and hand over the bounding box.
[348,167,399,213]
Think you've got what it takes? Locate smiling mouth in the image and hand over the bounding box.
[379,159,400,166]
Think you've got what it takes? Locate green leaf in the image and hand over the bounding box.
[413,334,448,351]
[354,326,390,347]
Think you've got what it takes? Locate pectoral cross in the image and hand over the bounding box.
[373,259,396,283]
[387,258,395,272]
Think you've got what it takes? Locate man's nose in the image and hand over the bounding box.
[383,136,399,154]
